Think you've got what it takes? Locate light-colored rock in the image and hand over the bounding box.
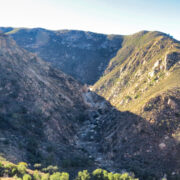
[168,98,178,109]
[159,143,166,149]
[149,71,155,77]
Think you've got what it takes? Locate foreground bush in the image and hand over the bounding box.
[0,161,138,180]
[23,174,32,180]
[50,172,69,180]
[75,170,90,180]
[18,162,28,175]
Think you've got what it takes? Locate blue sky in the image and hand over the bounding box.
[0,0,179,40]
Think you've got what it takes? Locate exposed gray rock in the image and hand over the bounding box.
[165,51,180,70]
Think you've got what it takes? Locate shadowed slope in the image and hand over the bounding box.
[0,27,123,84]
[0,33,87,166]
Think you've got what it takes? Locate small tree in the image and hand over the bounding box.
[113,173,122,180]
[92,169,108,180]
[33,170,41,180]
[50,172,61,180]
[17,162,28,175]
[42,165,58,174]
[41,173,50,180]
[4,163,17,176]
[76,170,90,180]
[0,162,3,176]
[108,172,114,180]
[33,163,42,170]
[60,172,69,180]
[23,174,32,180]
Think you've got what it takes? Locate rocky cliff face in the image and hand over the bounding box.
[0,28,123,84]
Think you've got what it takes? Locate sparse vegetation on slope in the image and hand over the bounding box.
[92,31,180,179]
[0,29,180,179]
[0,34,88,168]
[0,27,123,84]
[93,31,180,113]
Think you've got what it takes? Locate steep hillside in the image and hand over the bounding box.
[73,90,180,179]
[0,33,144,178]
[0,27,123,84]
[92,31,180,178]
[93,31,180,113]
[0,30,180,179]
[0,33,88,167]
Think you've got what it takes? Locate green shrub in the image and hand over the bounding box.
[92,169,108,180]
[107,172,114,180]
[11,166,18,176]
[0,162,4,176]
[41,173,50,180]
[33,163,42,170]
[60,172,69,180]
[50,172,61,180]
[17,162,28,175]
[134,94,140,99]
[33,170,41,180]
[113,173,122,180]
[3,163,17,176]
[23,174,32,180]
[42,165,58,174]
[50,172,69,180]
[92,169,138,180]
[15,177,22,180]
[120,172,131,180]
[75,170,90,180]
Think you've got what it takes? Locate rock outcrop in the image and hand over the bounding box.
[165,51,180,70]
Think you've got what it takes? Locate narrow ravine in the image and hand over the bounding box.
[74,90,115,170]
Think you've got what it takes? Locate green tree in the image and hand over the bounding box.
[33,170,41,180]
[0,162,3,176]
[50,172,69,180]
[113,173,122,180]
[92,169,108,180]
[107,172,114,180]
[41,173,50,180]
[33,164,42,170]
[120,172,133,180]
[4,163,17,176]
[23,174,32,180]
[60,172,69,180]
[50,172,61,180]
[17,162,28,175]
[76,170,90,180]
[42,165,58,174]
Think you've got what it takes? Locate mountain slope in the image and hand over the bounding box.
[92,31,180,178]
[0,27,123,84]
[0,33,88,167]
[0,30,180,179]
[93,31,180,113]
